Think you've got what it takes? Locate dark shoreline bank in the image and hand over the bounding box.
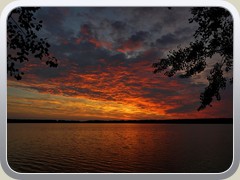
[7,118,233,124]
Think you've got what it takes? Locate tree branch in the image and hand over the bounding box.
[10,16,27,37]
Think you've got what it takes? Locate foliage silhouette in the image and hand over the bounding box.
[7,7,58,80]
[153,7,233,110]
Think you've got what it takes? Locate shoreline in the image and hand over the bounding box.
[7,118,233,124]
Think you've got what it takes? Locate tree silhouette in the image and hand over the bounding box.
[7,7,58,80]
[152,7,233,110]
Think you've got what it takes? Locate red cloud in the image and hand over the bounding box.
[89,38,112,49]
[75,37,83,44]
[117,40,143,53]
[75,37,112,49]
[8,51,233,120]
[80,24,91,36]
[117,31,149,53]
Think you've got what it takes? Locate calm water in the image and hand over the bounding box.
[7,123,233,173]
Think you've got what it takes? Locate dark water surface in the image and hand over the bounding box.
[7,123,233,173]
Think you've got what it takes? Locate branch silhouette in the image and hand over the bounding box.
[153,7,233,110]
[7,7,58,80]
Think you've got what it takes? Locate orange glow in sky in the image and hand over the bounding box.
[7,7,233,120]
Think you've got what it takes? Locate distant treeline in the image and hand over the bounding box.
[7,118,233,124]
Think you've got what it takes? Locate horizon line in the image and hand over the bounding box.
[7,118,233,124]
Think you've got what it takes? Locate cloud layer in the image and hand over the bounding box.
[7,7,233,120]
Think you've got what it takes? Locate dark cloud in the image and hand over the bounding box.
[66,47,110,67]
[150,22,163,33]
[111,21,127,30]
[8,7,233,119]
[174,27,195,36]
[155,29,194,48]
[116,31,150,53]
[156,33,178,46]
[36,8,74,40]
[129,31,150,42]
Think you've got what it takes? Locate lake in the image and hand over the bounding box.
[7,123,233,173]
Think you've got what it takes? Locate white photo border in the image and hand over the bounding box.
[0,0,239,179]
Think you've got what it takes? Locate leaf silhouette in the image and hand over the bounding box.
[7,7,58,80]
[153,7,233,110]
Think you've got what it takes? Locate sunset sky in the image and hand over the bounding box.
[7,7,233,120]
